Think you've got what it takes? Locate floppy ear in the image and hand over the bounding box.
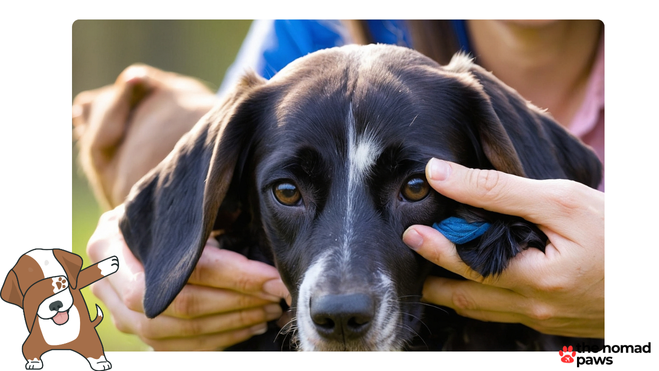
[119,72,266,318]
[1,270,23,307]
[443,55,602,276]
[52,249,83,289]
[464,58,602,187]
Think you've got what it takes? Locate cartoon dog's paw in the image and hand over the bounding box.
[97,256,119,277]
[25,358,43,370]
[88,356,112,370]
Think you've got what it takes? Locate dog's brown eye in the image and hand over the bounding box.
[273,182,302,206]
[400,177,430,202]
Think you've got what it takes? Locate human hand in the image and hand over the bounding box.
[73,64,219,208]
[87,205,290,350]
[402,158,604,338]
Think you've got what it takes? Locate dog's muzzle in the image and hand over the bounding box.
[23,276,70,330]
[295,254,401,351]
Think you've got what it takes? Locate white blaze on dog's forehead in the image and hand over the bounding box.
[341,106,382,266]
[26,249,67,278]
[351,134,379,181]
[346,107,381,185]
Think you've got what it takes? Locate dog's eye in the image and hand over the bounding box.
[400,176,430,202]
[273,182,302,206]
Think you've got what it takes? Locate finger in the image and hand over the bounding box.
[403,224,490,283]
[72,87,109,138]
[90,279,145,335]
[150,284,279,319]
[421,276,530,321]
[92,279,276,350]
[87,206,149,305]
[142,324,269,351]
[188,245,289,301]
[134,304,282,341]
[424,158,601,233]
[404,223,555,290]
[89,66,153,152]
[263,278,291,305]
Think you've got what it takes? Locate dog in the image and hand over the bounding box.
[118,44,602,351]
[2,249,119,369]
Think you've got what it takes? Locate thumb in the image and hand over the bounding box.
[425,158,547,225]
[81,65,154,155]
[424,158,601,234]
[403,224,485,283]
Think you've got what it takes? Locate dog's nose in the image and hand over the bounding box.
[310,293,374,342]
[49,301,63,312]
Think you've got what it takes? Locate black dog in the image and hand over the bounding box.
[119,44,602,351]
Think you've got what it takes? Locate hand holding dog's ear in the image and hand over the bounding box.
[73,64,219,208]
[86,206,289,350]
[403,159,604,339]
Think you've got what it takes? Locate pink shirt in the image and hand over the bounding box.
[568,36,604,191]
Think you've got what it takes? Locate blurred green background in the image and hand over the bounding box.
[72,20,252,350]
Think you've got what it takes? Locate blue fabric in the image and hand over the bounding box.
[365,20,413,46]
[259,20,347,79]
[433,217,490,245]
[255,20,471,80]
[450,20,473,55]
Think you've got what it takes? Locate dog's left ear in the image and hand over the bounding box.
[119,72,267,318]
[442,55,602,276]
[1,270,23,307]
[52,249,83,289]
[454,56,602,187]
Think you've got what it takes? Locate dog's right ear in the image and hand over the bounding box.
[1,270,23,308]
[119,72,266,318]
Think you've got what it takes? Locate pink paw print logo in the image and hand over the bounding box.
[560,345,576,363]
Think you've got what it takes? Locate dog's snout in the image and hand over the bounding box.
[49,301,63,312]
[310,293,375,342]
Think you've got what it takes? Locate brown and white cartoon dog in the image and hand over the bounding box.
[2,249,118,370]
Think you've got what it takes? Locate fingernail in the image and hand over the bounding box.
[121,65,149,84]
[402,227,424,250]
[250,323,268,335]
[427,158,451,181]
[264,304,283,320]
[262,278,289,300]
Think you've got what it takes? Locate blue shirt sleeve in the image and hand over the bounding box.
[220,19,469,95]
[258,20,350,79]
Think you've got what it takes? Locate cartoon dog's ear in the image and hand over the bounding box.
[442,54,602,276]
[119,72,267,318]
[1,270,23,307]
[52,249,83,289]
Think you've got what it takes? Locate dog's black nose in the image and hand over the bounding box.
[310,293,374,342]
[49,301,63,312]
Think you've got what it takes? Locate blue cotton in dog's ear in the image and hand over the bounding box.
[432,217,491,245]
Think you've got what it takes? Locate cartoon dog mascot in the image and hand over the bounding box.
[2,249,118,370]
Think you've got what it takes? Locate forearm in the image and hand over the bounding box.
[73,64,219,208]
